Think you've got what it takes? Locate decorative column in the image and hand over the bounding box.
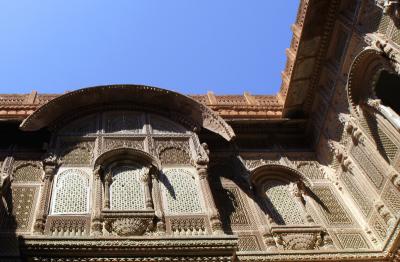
[33,153,57,234]
[0,157,13,215]
[365,99,400,131]
[151,168,166,235]
[196,143,223,235]
[91,165,103,236]
[103,172,112,209]
[141,166,154,210]
[290,181,315,224]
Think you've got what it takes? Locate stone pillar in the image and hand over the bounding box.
[91,166,103,236]
[142,166,153,210]
[196,143,223,234]
[151,169,166,235]
[197,165,223,235]
[33,154,57,234]
[290,182,315,224]
[104,172,112,209]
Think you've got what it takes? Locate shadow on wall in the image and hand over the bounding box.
[0,182,21,261]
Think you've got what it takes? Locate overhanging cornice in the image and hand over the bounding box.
[19,85,236,141]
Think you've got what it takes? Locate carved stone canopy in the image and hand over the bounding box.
[19,85,236,141]
[250,164,312,188]
[347,49,396,116]
[94,148,160,171]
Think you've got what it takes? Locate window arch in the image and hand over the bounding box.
[51,169,90,215]
[109,165,147,211]
[374,70,400,116]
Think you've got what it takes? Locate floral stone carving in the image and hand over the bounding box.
[271,226,331,251]
[106,217,152,236]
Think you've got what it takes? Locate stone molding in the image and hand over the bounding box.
[0,91,283,121]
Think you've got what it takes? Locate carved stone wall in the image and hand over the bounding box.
[1,2,400,258]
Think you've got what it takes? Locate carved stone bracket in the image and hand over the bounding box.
[33,152,59,234]
[328,141,353,173]
[102,211,155,236]
[374,201,396,232]
[270,226,334,251]
[345,119,365,145]
[390,169,400,189]
[381,0,400,26]
[371,38,400,73]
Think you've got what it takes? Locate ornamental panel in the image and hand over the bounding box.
[161,168,202,214]
[12,162,42,183]
[350,145,385,190]
[155,140,192,165]
[341,173,373,217]
[110,166,146,211]
[51,169,90,215]
[159,147,191,165]
[370,212,388,241]
[311,186,353,226]
[335,233,369,249]
[59,141,94,166]
[238,235,262,251]
[381,185,400,215]
[263,181,304,225]
[359,110,399,162]
[0,186,39,232]
[103,137,144,152]
[297,163,325,180]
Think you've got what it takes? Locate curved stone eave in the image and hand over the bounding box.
[19,84,236,141]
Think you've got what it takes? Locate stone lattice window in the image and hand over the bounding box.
[263,180,304,225]
[110,166,146,210]
[51,169,90,215]
[161,169,202,214]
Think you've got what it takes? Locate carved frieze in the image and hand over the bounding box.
[169,216,207,236]
[102,137,144,152]
[45,215,90,236]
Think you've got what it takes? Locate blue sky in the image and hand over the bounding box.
[0,1,298,95]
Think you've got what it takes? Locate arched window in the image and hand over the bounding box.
[51,169,90,215]
[263,180,305,225]
[375,70,400,116]
[109,165,146,211]
[161,168,202,214]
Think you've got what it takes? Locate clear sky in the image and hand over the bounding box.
[0,1,298,95]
